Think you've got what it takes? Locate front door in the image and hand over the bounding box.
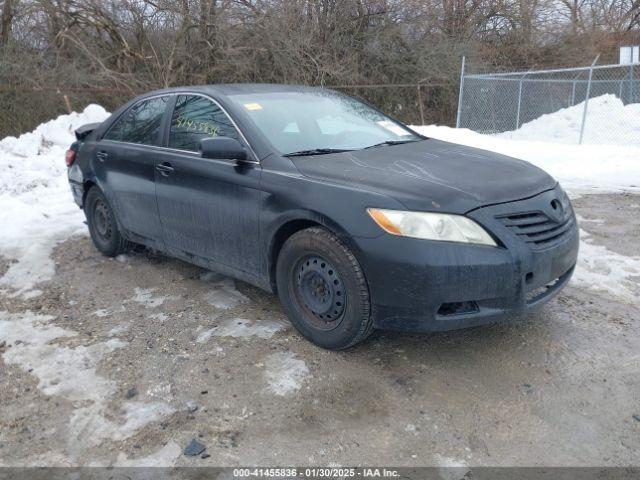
[155,94,262,276]
[96,96,169,245]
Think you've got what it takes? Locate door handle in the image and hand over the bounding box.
[156,162,175,176]
[96,150,109,162]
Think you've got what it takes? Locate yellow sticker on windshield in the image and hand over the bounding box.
[243,102,263,111]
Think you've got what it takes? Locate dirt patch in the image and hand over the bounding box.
[572,192,640,257]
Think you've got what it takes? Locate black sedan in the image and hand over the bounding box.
[66,84,579,349]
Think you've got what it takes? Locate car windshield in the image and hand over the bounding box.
[228,90,421,155]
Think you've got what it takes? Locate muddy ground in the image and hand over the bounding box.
[0,193,639,467]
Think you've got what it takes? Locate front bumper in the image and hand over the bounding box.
[354,188,579,332]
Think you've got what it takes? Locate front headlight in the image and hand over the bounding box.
[367,208,497,246]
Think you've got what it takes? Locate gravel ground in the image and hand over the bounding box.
[0,193,639,467]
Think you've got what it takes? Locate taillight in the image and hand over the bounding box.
[65,149,76,167]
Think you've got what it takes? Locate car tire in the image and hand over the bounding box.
[276,227,373,350]
[84,187,129,257]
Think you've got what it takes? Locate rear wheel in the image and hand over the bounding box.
[84,187,129,257]
[276,227,373,350]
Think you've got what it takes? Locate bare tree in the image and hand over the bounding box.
[0,0,638,136]
[0,0,16,44]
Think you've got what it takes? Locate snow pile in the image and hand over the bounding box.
[0,105,109,297]
[498,95,640,145]
[412,124,640,193]
[0,104,108,195]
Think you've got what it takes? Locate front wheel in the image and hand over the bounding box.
[84,187,129,257]
[276,227,373,350]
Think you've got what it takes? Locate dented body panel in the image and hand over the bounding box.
[68,84,579,332]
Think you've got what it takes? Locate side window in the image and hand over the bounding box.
[104,97,168,145]
[169,95,241,152]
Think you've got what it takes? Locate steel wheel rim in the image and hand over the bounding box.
[93,199,113,241]
[293,255,346,330]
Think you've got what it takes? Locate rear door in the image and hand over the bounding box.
[96,96,169,245]
[155,94,262,275]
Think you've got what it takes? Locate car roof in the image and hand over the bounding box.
[139,83,325,100]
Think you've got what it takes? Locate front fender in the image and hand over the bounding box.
[259,169,407,290]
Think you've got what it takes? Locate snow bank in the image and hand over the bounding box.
[411,125,640,194]
[0,105,109,297]
[0,105,108,195]
[498,95,640,145]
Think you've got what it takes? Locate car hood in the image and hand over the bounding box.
[289,139,557,213]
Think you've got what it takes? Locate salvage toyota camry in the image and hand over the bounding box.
[67,84,579,349]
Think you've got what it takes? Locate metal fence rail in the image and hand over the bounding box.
[456,57,640,145]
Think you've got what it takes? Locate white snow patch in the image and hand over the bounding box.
[115,254,130,263]
[264,351,310,395]
[198,317,286,343]
[200,270,225,282]
[130,287,168,308]
[0,310,174,454]
[114,441,182,467]
[148,312,168,322]
[0,310,123,400]
[146,381,172,398]
[575,214,604,225]
[574,230,640,302]
[0,105,110,298]
[69,400,175,448]
[205,278,250,310]
[434,454,469,479]
[3,451,74,467]
[94,305,126,319]
[107,322,130,336]
[499,95,640,146]
[0,104,108,160]
[196,328,216,344]
[411,125,640,194]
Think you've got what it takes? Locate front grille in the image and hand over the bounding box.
[496,207,575,250]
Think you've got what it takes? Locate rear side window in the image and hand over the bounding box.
[169,95,241,152]
[104,96,168,145]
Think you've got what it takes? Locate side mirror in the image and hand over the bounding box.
[199,137,247,161]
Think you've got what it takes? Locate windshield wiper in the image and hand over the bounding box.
[282,148,354,157]
[363,139,421,149]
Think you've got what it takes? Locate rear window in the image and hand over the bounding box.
[104,96,168,145]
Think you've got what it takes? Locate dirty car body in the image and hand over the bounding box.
[67,84,579,345]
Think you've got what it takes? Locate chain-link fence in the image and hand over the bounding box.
[457,57,640,145]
